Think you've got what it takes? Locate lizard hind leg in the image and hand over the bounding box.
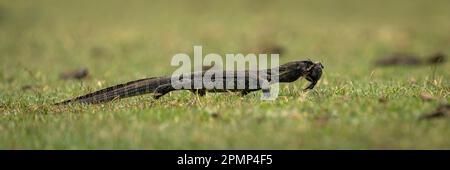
[153,84,176,99]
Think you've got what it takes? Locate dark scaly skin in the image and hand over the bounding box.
[55,60,323,105]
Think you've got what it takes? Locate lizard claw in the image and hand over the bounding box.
[303,81,317,91]
[153,93,163,99]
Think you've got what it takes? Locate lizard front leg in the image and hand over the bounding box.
[241,90,257,96]
[190,89,206,96]
[303,79,317,91]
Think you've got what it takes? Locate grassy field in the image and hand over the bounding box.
[0,0,449,149]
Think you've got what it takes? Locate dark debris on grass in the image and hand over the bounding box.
[59,68,89,80]
[420,104,450,120]
[375,52,446,67]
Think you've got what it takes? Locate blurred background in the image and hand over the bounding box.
[0,0,449,149]
[1,0,449,82]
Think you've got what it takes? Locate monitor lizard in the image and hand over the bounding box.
[55,60,323,105]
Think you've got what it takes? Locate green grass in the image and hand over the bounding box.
[0,0,449,149]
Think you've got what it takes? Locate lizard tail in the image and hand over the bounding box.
[55,77,166,105]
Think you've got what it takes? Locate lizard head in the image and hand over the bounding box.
[303,61,324,90]
[275,60,323,86]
